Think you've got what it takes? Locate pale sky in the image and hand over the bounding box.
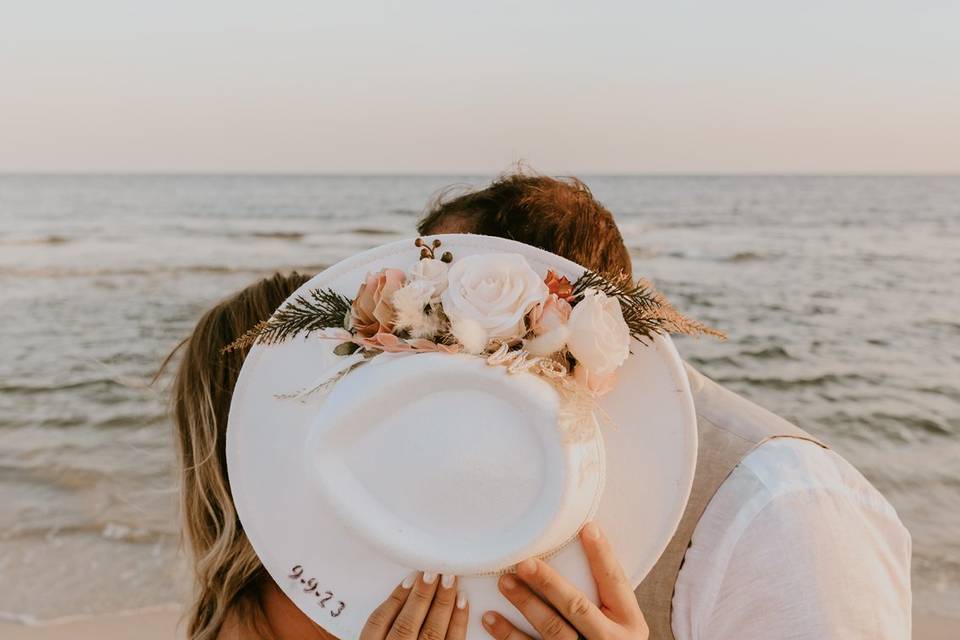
[2,1,959,174]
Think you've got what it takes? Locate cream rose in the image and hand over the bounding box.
[408,258,448,302]
[441,253,549,353]
[566,289,630,376]
[573,364,618,397]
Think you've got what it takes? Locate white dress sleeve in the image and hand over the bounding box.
[671,439,912,640]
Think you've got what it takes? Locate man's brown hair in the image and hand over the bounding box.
[417,171,633,278]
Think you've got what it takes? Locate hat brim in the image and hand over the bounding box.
[227,234,697,638]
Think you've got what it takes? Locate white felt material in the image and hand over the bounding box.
[307,352,605,575]
[226,234,698,639]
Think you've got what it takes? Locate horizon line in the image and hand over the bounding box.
[2,170,959,178]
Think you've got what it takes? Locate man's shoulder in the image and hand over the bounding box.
[676,436,913,640]
[730,438,903,526]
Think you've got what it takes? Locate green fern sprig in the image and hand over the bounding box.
[571,270,726,343]
[222,288,353,353]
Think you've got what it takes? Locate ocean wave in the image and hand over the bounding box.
[738,345,795,360]
[628,245,660,258]
[688,355,741,368]
[914,384,960,402]
[0,264,270,278]
[0,602,182,627]
[295,263,329,274]
[0,233,70,246]
[660,248,782,263]
[646,220,716,230]
[0,375,152,396]
[0,462,103,489]
[819,410,955,439]
[724,250,780,263]
[880,469,960,491]
[0,411,167,430]
[1,521,173,545]
[719,372,880,390]
[0,378,124,395]
[922,319,960,333]
[349,226,398,236]
[92,412,167,429]
[249,231,305,240]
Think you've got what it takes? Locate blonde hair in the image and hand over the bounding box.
[162,272,310,639]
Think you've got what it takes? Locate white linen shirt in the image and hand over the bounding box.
[671,438,912,639]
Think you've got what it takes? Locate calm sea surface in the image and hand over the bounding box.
[1,175,958,622]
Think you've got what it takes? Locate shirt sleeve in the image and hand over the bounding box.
[672,440,912,640]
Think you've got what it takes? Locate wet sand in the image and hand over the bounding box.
[0,608,955,639]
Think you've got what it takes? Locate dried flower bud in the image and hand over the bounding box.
[420,248,431,260]
[333,341,360,356]
[440,251,453,263]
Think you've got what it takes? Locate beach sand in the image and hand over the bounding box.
[0,608,955,639]
[0,608,183,640]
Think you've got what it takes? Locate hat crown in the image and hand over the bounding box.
[307,353,605,574]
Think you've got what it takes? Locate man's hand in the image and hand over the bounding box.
[482,523,649,640]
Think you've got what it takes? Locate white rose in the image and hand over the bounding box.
[441,253,548,353]
[409,258,448,303]
[566,289,630,376]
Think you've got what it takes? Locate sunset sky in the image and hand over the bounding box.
[2,1,958,174]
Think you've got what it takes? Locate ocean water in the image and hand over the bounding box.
[1,175,958,622]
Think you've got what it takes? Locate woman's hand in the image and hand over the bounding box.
[361,571,469,640]
[482,523,649,640]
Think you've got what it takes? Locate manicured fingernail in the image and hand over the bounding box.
[482,612,497,627]
[441,574,456,589]
[583,522,601,540]
[516,558,537,576]
[423,571,438,584]
[456,591,467,609]
[401,572,416,589]
[500,574,517,590]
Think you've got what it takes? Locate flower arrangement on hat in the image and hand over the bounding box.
[225,238,724,401]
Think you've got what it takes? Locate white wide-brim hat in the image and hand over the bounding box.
[227,234,697,638]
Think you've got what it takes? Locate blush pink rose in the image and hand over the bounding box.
[573,364,618,397]
[529,294,572,334]
[524,294,572,356]
[350,268,406,338]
